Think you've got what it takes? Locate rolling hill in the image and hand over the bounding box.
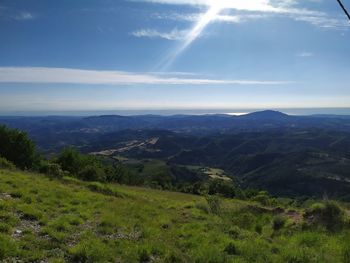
[0,168,349,262]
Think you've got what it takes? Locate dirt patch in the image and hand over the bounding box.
[0,192,13,200]
[105,229,143,241]
[12,213,41,240]
[285,210,303,224]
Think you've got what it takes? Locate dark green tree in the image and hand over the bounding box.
[208,179,236,198]
[56,147,84,175]
[0,125,36,169]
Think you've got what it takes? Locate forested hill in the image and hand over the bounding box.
[1,111,350,138]
[1,111,350,200]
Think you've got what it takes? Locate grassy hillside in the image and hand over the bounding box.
[0,169,350,262]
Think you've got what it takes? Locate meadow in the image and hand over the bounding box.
[0,168,350,262]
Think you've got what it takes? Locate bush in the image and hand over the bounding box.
[78,165,106,182]
[343,244,350,263]
[56,148,84,175]
[206,195,221,215]
[0,125,36,169]
[18,205,42,221]
[0,223,11,233]
[304,201,344,231]
[208,179,235,198]
[164,254,182,263]
[69,236,112,262]
[139,249,151,262]
[255,224,263,234]
[224,243,238,255]
[0,157,15,170]
[195,202,209,214]
[252,191,276,206]
[10,191,22,199]
[272,215,286,231]
[87,182,124,198]
[39,161,64,178]
[227,226,242,239]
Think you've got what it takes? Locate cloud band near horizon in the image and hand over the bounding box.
[0,67,291,86]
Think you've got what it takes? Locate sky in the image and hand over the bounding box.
[0,0,350,113]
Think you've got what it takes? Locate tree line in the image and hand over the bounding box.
[0,125,277,202]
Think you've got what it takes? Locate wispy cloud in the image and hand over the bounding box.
[152,12,266,24]
[139,0,321,15]
[137,0,349,70]
[142,0,350,30]
[13,11,34,20]
[297,52,314,57]
[294,15,350,29]
[131,28,188,40]
[0,67,290,86]
[0,7,35,21]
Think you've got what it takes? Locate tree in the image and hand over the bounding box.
[0,125,36,169]
[56,147,83,175]
[78,165,106,181]
[208,179,236,198]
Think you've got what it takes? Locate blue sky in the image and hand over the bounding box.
[0,0,349,112]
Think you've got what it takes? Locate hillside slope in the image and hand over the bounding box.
[0,169,350,262]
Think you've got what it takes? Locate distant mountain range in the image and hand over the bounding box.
[0,110,350,153]
[1,110,350,199]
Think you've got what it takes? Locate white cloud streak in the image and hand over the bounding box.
[13,11,34,20]
[0,7,35,21]
[135,0,349,70]
[0,67,290,86]
[131,28,188,40]
[297,52,314,57]
[140,0,321,15]
[141,0,350,30]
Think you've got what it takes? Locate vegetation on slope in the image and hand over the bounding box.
[0,169,350,262]
[1,122,350,262]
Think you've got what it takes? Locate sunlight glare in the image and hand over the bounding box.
[159,1,225,70]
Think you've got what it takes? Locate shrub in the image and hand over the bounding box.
[39,161,64,178]
[252,191,275,206]
[208,179,236,198]
[227,226,242,239]
[56,148,83,175]
[164,254,182,263]
[230,212,256,230]
[255,224,263,234]
[0,157,15,170]
[343,245,350,263]
[206,195,221,215]
[10,191,22,199]
[0,223,11,233]
[224,243,238,255]
[56,148,108,182]
[195,202,210,214]
[62,176,81,184]
[272,215,286,231]
[87,182,124,198]
[69,236,112,262]
[18,205,42,221]
[304,201,344,231]
[48,217,71,232]
[0,234,17,259]
[78,165,106,182]
[139,249,151,262]
[0,125,36,169]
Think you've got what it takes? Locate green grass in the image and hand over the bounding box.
[0,168,349,262]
